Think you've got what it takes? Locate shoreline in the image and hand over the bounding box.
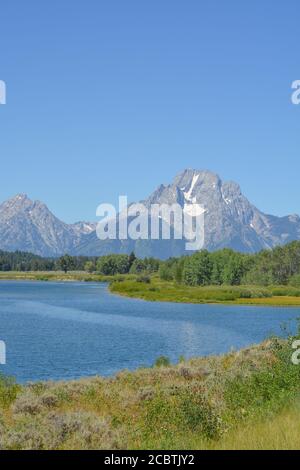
[1,271,300,307]
[109,278,300,307]
[0,338,299,450]
[109,288,300,308]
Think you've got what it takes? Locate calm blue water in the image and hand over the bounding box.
[0,281,299,383]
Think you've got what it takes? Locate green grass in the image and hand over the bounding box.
[0,337,299,449]
[0,271,135,283]
[2,271,300,306]
[110,277,300,306]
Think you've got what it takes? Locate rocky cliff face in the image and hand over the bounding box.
[1,171,300,258]
[74,169,300,258]
[0,194,93,257]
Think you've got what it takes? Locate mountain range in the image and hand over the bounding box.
[1,169,300,259]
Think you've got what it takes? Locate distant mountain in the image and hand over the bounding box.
[70,221,97,236]
[75,169,300,258]
[1,170,300,258]
[0,194,94,257]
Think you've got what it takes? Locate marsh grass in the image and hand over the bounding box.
[110,278,300,305]
[0,271,135,283]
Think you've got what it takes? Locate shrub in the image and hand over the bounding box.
[224,339,300,421]
[136,275,151,284]
[179,391,223,439]
[0,374,20,408]
[97,254,130,276]
[154,356,171,367]
[159,264,174,281]
[271,286,300,297]
[0,411,124,450]
[12,391,43,415]
[289,274,300,288]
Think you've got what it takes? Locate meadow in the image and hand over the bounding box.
[110,276,300,306]
[0,271,134,283]
[0,335,299,450]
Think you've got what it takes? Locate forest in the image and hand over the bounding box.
[2,241,300,287]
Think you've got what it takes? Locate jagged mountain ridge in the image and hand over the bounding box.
[74,169,300,258]
[0,194,95,257]
[1,170,300,258]
[144,169,300,252]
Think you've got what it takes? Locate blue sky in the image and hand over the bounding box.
[0,1,299,222]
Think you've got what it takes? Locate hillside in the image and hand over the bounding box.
[0,336,299,450]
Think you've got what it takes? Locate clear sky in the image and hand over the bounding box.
[0,1,299,222]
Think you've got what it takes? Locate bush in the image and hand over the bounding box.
[159,264,174,281]
[0,411,123,450]
[136,275,151,284]
[0,374,20,408]
[154,356,171,367]
[179,391,223,439]
[289,274,300,288]
[270,286,300,297]
[224,339,300,422]
[84,261,95,273]
[97,255,130,276]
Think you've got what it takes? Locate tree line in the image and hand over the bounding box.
[159,242,300,287]
[2,241,300,286]
[0,250,96,273]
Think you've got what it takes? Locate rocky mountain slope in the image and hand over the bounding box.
[1,170,300,258]
[76,169,300,258]
[0,194,94,257]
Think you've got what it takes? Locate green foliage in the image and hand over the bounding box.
[225,339,300,422]
[130,257,159,274]
[110,278,278,304]
[244,242,300,286]
[289,274,300,288]
[84,261,95,273]
[0,374,20,408]
[183,250,212,286]
[0,250,55,272]
[154,356,171,367]
[4,241,300,290]
[159,263,174,281]
[130,259,146,274]
[1,334,300,449]
[173,258,185,284]
[96,254,131,275]
[178,390,223,439]
[142,387,222,444]
[270,286,300,297]
[136,275,151,284]
[128,251,136,269]
[57,254,75,273]
[157,242,300,288]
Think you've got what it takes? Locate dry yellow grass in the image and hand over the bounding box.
[208,404,300,450]
[236,296,300,306]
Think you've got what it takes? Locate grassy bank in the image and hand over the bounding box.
[2,271,300,306]
[110,277,300,306]
[0,336,299,450]
[0,271,135,283]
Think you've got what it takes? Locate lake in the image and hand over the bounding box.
[0,281,299,383]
